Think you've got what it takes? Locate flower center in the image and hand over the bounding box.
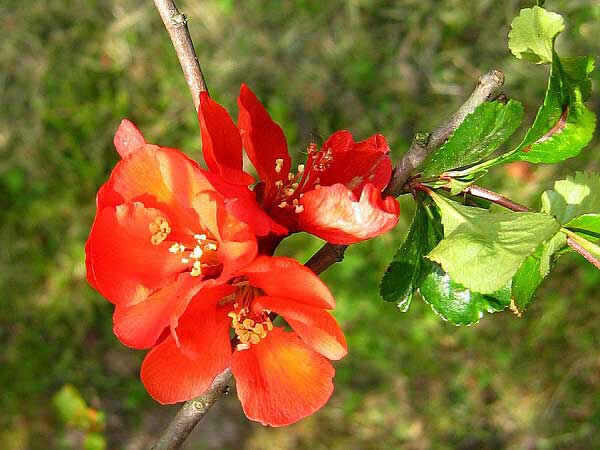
[226,284,273,351]
[271,142,334,213]
[149,217,219,277]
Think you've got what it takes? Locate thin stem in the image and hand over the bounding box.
[561,229,600,270]
[462,185,529,212]
[151,369,232,450]
[153,0,208,111]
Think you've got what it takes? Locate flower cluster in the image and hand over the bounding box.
[85,85,399,426]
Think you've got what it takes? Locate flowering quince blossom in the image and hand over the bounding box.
[198,84,400,245]
[85,120,265,349]
[140,255,347,426]
[85,120,346,426]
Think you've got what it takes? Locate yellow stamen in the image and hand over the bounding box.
[275,158,284,173]
[149,217,171,245]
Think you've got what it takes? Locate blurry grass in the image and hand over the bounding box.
[1,0,599,449]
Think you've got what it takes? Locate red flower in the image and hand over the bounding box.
[198,85,400,245]
[86,120,264,349]
[140,256,347,427]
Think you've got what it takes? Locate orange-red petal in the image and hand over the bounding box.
[113,274,201,349]
[204,171,288,236]
[199,92,254,185]
[231,327,335,426]
[140,292,232,404]
[316,132,392,195]
[239,256,335,309]
[299,183,399,244]
[192,192,258,277]
[102,145,213,219]
[253,296,347,360]
[237,84,291,194]
[87,202,184,306]
[114,119,146,158]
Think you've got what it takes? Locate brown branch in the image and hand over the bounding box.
[462,185,529,212]
[384,69,505,196]
[565,237,600,270]
[151,369,232,450]
[153,0,208,111]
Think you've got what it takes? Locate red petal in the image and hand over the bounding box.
[316,132,392,194]
[140,293,232,404]
[199,92,254,185]
[103,146,213,214]
[192,192,258,277]
[237,84,290,193]
[114,119,146,158]
[231,327,335,426]
[253,296,347,360]
[299,183,399,245]
[87,203,184,306]
[204,171,287,236]
[240,256,335,309]
[113,274,201,349]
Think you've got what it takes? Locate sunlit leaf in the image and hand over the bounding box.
[427,193,560,294]
[508,6,564,64]
[542,172,600,224]
[420,264,511,325]
[421,100,524,177]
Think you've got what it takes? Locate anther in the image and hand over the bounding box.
[275,180,284,188]
[295,205,304,214]
[297,164,305,173]
[275,158,284,173]
[190,260,202,277]
[288,172,295,181]
[277,201,287,208]
[194,234,207,241]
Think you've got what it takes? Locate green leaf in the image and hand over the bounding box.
[508,6,564,64]
[539,231,567,277]
[420,264,511,325]
[542,172,600,224]
[380,202,439,310]
[503,55,596,164]
[565,213,600,240]
[511,250,544,314]
[427,192,561,294]
[421,100,524,177]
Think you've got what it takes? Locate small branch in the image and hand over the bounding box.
[151,369,232,450]
[305,243,348,275]
[462,185,529,212]
[565,237,600,270]
[153,0,208,111]
[384,69,504,196]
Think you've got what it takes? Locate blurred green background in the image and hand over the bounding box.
[1,0,599,449]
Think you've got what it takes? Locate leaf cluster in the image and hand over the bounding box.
[380,5,598,325]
